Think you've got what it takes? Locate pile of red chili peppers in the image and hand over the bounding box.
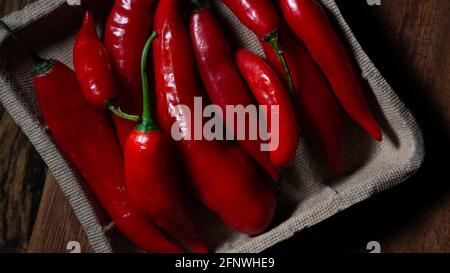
[0,0,382,253]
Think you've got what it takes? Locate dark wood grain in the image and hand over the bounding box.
[0,0,47,253]
[27,175,91,253]
[0,105,47,252]
[0,0,93,253]
[337,0,450,253]
[268,0,450,253]
[0,0,448,253]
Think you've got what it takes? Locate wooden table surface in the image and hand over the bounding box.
[0,0,448,253]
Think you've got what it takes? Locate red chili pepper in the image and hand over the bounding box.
[0,21,182,253]
[189,0,279,180]
[74,11,140,124]
[153,0,276,235]
[124,33,207,253]
[236,49,298,167]
[221,0,280,38]
[262,30,346,172]
[280,0,382,141]
[0,21,185,252]
[74,11,116,109]
[104,0,156,148]
[221,0,294,93]
[221,0,346,172]
[34,62,181,253]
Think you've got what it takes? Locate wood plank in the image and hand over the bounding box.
[337,0,450,132]
[0,105,47,252]
[337,0,450,252]
[27,174,92,253]
[0,0,47,253]
[0,0,93,253]
[269,0,450,253]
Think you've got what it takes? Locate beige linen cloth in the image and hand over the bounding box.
[0,0,424,253]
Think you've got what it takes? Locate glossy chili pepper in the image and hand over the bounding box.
[74,11,139,122]
[221,0,346,172]
[104,0,156,148]
[236,49,298,167]
[280,0,382,141]
[189,0,279,180]
[221,0,294,93]
[263,29,346,172]
[125,33,207,253]
[74,11,116,108]
[0,20,182,253]
[153,0,276,235]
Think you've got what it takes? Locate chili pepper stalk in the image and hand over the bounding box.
[264,30,294,94]
[219,0,295,95]
[124,31,208,253]
[155,0,276,235]
[236,49,299,168]
[2,14,139,122]
[73,11,140,123]
[0,19,183,252]
[262,30,346,173]
[137,31,159,132]
[190,0,280,181]
[191,0,208,10]
[106,100,140,122]
[0,20,53,75]
[104,0,156,148]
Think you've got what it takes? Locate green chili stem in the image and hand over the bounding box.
[191,0,208,10]
[0,19,52,74]
[136,31,159,132]
[264,30,295,95]
[106,100,140,122]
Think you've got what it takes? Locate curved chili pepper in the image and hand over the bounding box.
[34,62,181,253]
[104,0,156,148]
[190,0,279,180]
[280,0,382,141]
[125,33,207,253]
[74,11,116,108]
[153,0,276,235]
[74,11,139,122]
[221,0,294,93]
[221,0,346,172]
[236,49,298,167]
[221,0,280,37]
[263,29,346,172]
[0,21,182,253]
